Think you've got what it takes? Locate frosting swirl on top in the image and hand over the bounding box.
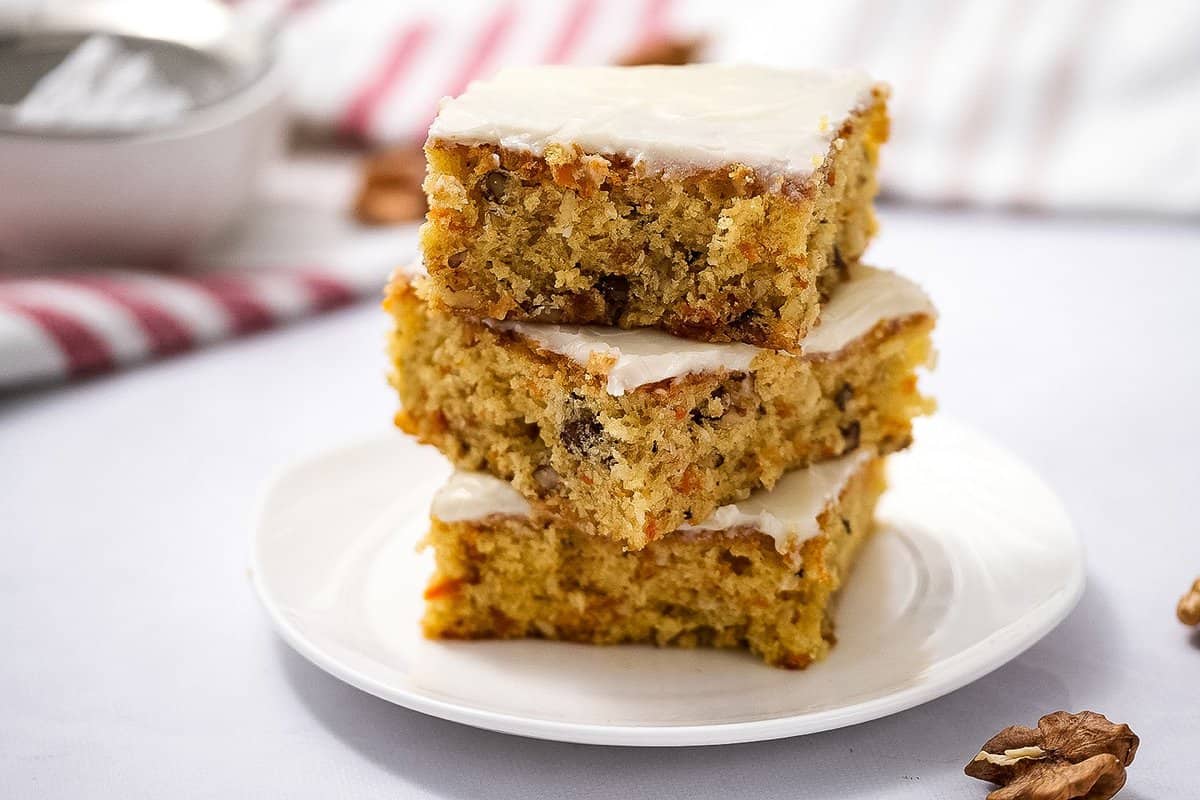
[429,64,877,182]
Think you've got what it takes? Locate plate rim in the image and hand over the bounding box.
[251,417,1086,747]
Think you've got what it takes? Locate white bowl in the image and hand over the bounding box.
[0,17,285,265]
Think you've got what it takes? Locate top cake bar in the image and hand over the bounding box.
[420,64,889,352]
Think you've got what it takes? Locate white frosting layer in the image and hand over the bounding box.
[493,321,759,396]
[431,449,873,555]
[499,266,934,395]
[429,64,876,182]
[677,449,874,552]
[431,471,532,522]
[801,265,936,354]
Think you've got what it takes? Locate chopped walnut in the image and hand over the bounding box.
[1178,577,1200,626]
[965,711,1138,800]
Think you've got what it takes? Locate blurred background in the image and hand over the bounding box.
[0,0,1196,388]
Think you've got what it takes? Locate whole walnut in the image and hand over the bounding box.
[965,711,1138,800]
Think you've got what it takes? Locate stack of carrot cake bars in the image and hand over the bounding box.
[385,64,936,668]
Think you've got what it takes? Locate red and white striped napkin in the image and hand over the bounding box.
[0,157,418,387]
[1,0,683,390]
[0,267,356,385]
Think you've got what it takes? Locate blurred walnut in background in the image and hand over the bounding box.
[353,142,428,226]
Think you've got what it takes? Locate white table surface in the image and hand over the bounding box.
[3,206,1198,798]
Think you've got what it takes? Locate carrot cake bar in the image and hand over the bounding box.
[421,64,889,350]
[421,450,886,668]
[386,263,934,550]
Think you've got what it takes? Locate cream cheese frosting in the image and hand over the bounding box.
[428,64,876,183]
[431,449,873,555]
[498,265,934,396]
[677,449,874,553]
[801,265,935,354]
[430,471,532,523]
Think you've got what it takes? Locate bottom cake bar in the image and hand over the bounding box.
[421,450,886,669]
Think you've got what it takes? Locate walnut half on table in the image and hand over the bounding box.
[965,711,1139,800]
[1178,577,1200,626]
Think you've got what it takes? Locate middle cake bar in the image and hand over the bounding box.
[387,264,935,550]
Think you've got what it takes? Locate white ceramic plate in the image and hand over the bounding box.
[252,416,1084,746]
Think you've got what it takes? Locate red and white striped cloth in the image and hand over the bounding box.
[0,268,356,384]
[0,157,418,388]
